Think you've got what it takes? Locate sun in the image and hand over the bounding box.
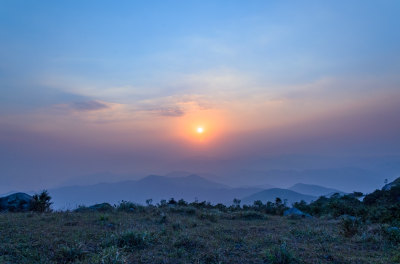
[197,127,204,134]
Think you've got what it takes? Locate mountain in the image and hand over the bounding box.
[241,188,316,205]
[49,174,260,209]
[288,183,344,197]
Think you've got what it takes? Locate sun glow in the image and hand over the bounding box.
[170,108,229,146]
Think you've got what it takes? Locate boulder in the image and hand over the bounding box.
[88,203,114,212]
[338,214,357,221]
[0,192,33,212]
[382,177,400,191]
[283,207,311,218]
[75,203,114,212]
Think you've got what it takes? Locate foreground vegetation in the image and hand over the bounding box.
[1,201,399,264]
[294,183,400,227]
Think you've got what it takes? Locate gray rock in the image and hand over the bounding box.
[382,177,400,191]
[284,207,311,218]
[0,192,33,212]
[338,214,357,221]
[74,203,114,212]
[387,226,400,232]
[88,203,113,212]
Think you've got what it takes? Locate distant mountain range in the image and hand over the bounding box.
[48,174,344,209]
[241,188,316,205]
[288,183,344,197]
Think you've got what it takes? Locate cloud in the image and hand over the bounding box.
[132,93,215,118]
[71,100,109,111]
[149,106,185,117]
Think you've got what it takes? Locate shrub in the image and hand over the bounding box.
[117,201,144,213]
[31,190,52,212]
[265,242,297,264]
[177,199,188,206]
[384,226,400,243]
[158,212,168,224]
[145,199,153,206]
[233,198,241,209]
[159,199,167,207]
[228,211,267,220]
[99,246,127,264]
[169,206,196,215]
[197,211,219,222]
[189,200,212,209]
[340,217,361,237]
[115,230,154,251]
[173,236,204,251]
[168,198,177,205]
[54,244,86,263]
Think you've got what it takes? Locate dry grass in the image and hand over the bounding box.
[0,207,398,263]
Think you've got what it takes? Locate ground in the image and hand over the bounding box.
[0,207,399,264]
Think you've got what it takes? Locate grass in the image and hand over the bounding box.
[0,206,398,263]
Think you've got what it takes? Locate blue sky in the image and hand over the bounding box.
[0,0,400,192]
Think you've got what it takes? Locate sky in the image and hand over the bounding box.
[1,0,400,194]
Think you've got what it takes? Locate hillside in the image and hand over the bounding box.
[0,206,397,263]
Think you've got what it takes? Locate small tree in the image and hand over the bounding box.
[31,190,52,212]
[177,199,188,206]
[168,198,177,205]
[233,198,241,209]
[253,200,264,210]
[159,199,167,207]
[146,199,153,206]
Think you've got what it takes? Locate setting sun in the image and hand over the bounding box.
[197,127,204,134]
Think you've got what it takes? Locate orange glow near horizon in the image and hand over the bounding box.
[171,109,229,146]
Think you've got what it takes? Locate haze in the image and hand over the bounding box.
[1,0,400,195]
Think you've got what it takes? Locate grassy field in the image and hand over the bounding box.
[0,206,399,264]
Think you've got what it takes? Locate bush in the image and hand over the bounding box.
[117,201,144,213]
[265,242,298,264]
[197,211,219,222]
[173,235,204,251]
[54,244,86,263]
[177,199,188,206]
[340,217,361,237]
[384,226,400,243]
[99,246,127,264]
[115,230,154,251]
[228,211,267,220]
[31,190,52,212]
[169,206,196,215]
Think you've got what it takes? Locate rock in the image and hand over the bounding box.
[382,177,400,191]
[387,226,400,232]
[75,203,114,212]
[88,203,113,212]
[283,207,311,218]
[386,227,400,242]
[0,192,33,212]
[338,214,357,221]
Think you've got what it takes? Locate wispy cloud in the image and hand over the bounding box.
[71,100,109,111]
[148,106,185,117]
